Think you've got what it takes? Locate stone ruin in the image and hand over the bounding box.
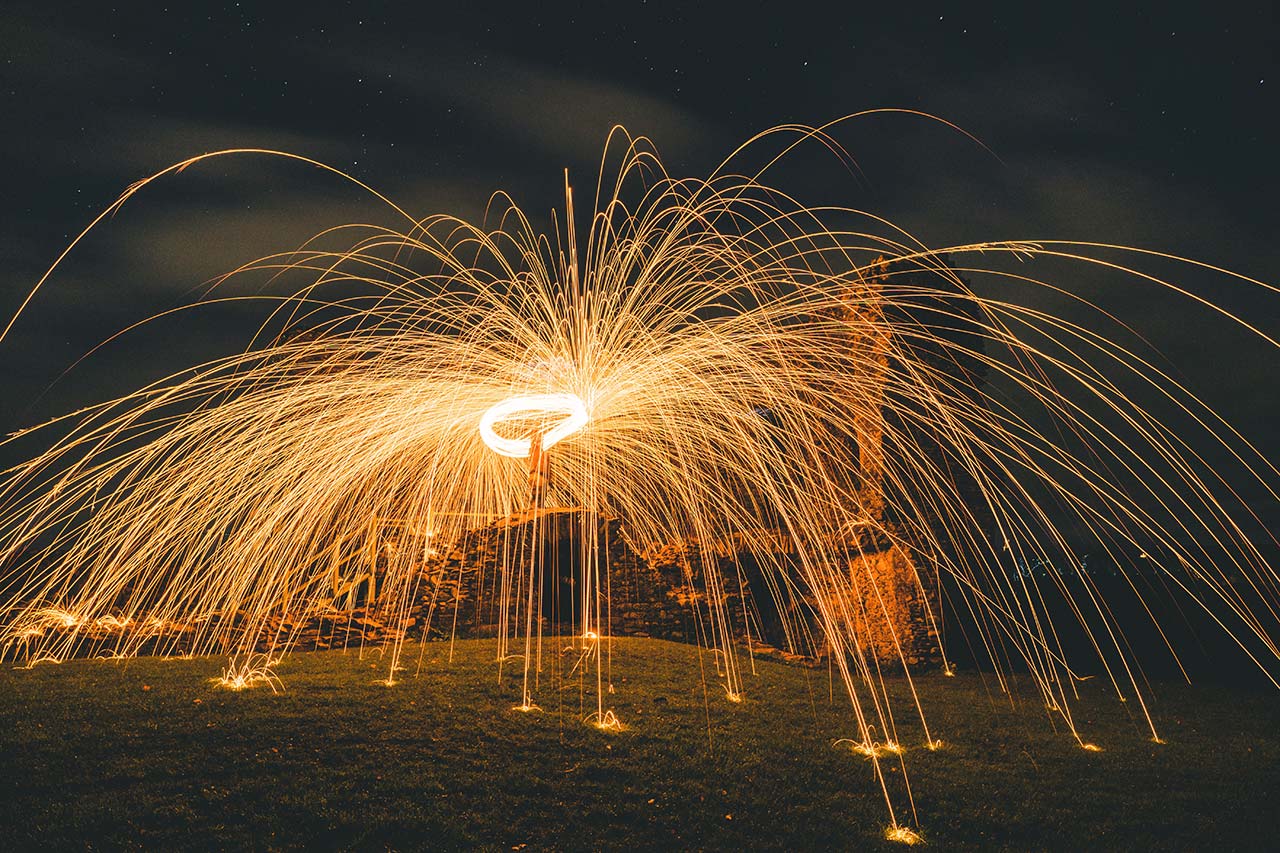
[382,509,940,669]
[314,259,948,669]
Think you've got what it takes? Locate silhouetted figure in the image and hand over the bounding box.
[527,429,552,507]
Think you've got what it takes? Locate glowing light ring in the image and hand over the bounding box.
[478,393,588,458]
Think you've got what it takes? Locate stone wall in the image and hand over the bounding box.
[396,510,940,670]
[824,540,940,668]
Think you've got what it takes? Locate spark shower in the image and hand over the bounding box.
[1,118,1277,840]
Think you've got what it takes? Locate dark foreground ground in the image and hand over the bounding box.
[0,638,1276,851]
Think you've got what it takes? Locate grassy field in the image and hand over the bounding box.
[0,637,1276,851]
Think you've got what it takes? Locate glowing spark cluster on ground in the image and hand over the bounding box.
[0,118,1277,838]
[213,653,283,693]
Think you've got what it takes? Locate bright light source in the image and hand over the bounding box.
[478,393,588,458]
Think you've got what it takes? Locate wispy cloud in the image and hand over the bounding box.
[320,36,721,166]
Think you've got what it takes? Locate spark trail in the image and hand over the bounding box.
[1,120,1277,838]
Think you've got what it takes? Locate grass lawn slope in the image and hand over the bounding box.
[0,638,1276,850]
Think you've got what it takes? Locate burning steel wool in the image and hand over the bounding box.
[1,120,1277,838]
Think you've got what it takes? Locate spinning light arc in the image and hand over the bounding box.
[478,393,589,458]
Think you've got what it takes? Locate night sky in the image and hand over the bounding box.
[2,4,1277,526]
